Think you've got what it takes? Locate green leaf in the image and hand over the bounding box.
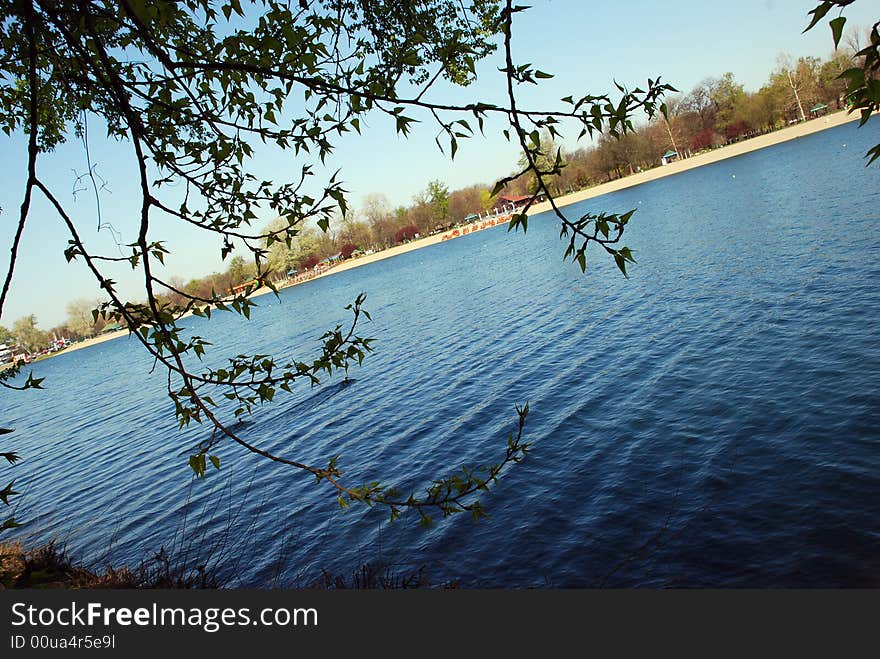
[613,251,629,277]
[803,1,832,33]
[0,480,18,505]
[829,16,846,49]
[189,454,206,478]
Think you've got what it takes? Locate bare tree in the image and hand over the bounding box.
[64,297,103,337]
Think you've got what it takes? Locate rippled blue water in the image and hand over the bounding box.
[3,119,879,587]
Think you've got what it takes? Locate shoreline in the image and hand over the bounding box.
[527,108,868,214]
[253,109,868,291]
[269,108,869,286]
[52,109,868,357]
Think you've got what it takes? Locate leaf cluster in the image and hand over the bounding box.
[804,1,880,164]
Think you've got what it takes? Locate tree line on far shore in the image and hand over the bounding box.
[253,41,870,275]
[507,49,865,198]
[5,32,872,351]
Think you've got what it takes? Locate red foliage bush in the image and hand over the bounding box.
[690,128,716,151]
[339,243,358,259]
[394,224,420,244]
[724,121,750,140]
[299,254,320,270]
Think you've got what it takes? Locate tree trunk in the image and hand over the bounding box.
[664,118,681,158]
[787,70,807,122]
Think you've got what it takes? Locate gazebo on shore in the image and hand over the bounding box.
[661,150,679,166]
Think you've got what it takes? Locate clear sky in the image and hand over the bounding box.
[1,0,876,328]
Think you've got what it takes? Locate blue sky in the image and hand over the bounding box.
[1,0,876,328]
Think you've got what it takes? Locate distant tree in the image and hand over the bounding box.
[65,297,102,338]
[164,276,190,307]
[448,185,484,223]
[517,129,566,194]
[591,133,622,181]
[681,78,720,130]
[425,179,450,229]
[690,128,717,151]
[262,217,299,279]
[339,243,358,259]
[733,89,781,132]
[227,256,256,287]
[559,149,599,189]
[478,189,496,212]
[711,72,747,131]
[361,193,394,247]
[818,51,853,104]
[658,95,687,158]
[361,193,390,225]
[395,224,420,243]
[723,120,750,140]
[337,216,373,251]
[0,326,13,344]
[184,277,211,300]
[773,55,818,122]
[406,193,435,234]
[12,315,46,352]
[299,255,320,271]
[315,225,339,258]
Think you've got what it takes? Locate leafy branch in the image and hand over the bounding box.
[0,0,677,526]
[804,0,880,164]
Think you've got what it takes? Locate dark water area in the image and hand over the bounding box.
[3,119,879,587]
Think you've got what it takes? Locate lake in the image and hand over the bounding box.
[3,118,879,587]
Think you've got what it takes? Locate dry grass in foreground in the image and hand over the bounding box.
[0,540,218,590]
[0,539,453,589]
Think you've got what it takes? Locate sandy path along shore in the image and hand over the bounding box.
[53,109,870,356]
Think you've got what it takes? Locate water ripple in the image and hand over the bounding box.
[2,119,879,586]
